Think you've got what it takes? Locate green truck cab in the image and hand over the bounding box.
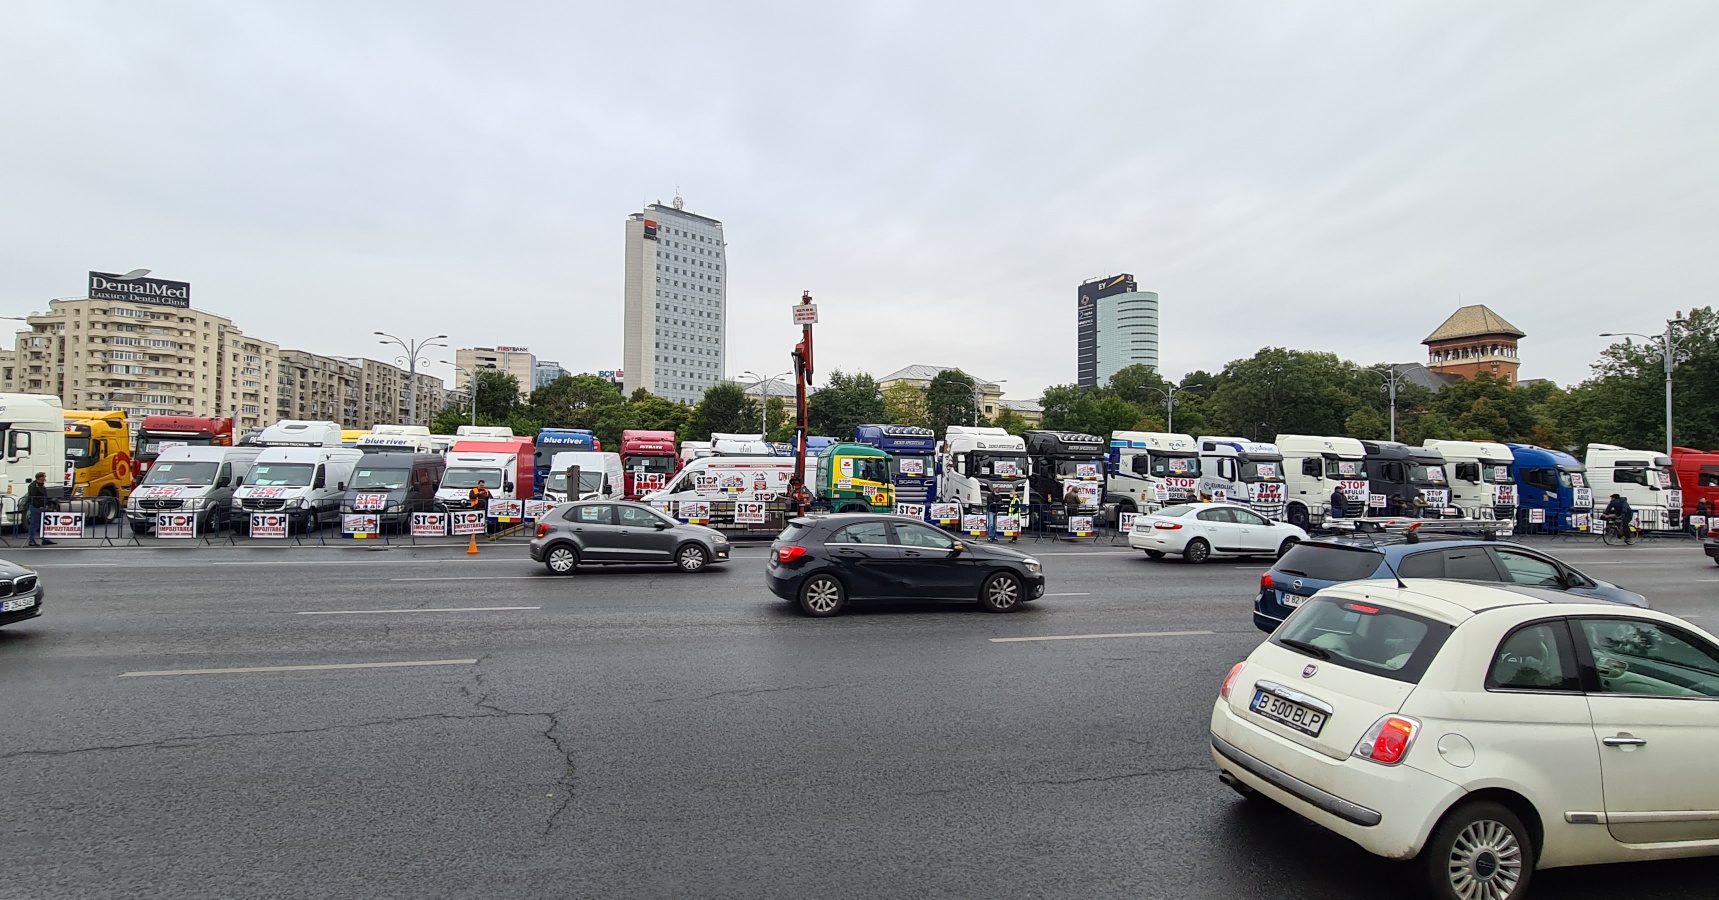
[817,443,896,512]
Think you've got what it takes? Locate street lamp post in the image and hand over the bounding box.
[739,370,792,433]
[376,332,447,426]
[442,360,480,429]
[1366,365,1411,442]
[973,378,1006,426]
[1146,383,1203,433]
[1602,313,1687,457]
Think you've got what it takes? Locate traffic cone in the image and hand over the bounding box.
[467,534,480,555]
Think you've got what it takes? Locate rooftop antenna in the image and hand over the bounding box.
[672,187,684,210]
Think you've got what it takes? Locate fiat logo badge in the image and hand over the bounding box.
[1302,664,1318,679]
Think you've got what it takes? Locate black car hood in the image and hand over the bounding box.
[961,542,1034,563]
[0,560,36,577]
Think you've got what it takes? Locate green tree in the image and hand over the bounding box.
[807,370,886,440]
[685,382,760,442]
[475,370,520,423]
[629,394,692,435]
[1040,385,1147,436]
[881,381,930,429]
[925,370,978,433]
[991,408,1030,436]
[528,374,625,431]
[765,397,795,444]
[1207,348,1366,440]
[1106,364,1171,411]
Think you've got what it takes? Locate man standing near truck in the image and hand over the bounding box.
[468,479,493,510]
[27,472,54,547]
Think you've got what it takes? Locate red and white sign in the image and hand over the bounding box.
[524,500,553,520]
[1340,480,1369,503]
[993,461,1019,478]
[735,501,766,524]
[156,512,198,538]
[247,487,286,499]
[931,503,961,525]
[894,503,926,520]
[1120,512,1139,532]
[412,512,447,536]
[451,511,487,535]
[1494,484,1517,506]
[143,486,182,499]
[634,472,666,491]
[64,459,75,488]
[680,501,710,524]
[41,512,83,539]
[342,514,379,537]
[792,303,819,325]
[693,474,719,496]
[353,493,388,511]
[1075,463,1099,478]
[1529,508,1546,523]
[998,515,1021,536]
[1071,481,1101,508]
[487,499,523,521]
[1068,515,1094,537]
[251,513,289,538]
[899,458,925,477]
[1163,477,1197,499]
[1368,493,1387,509]
[1249,482,1285,503]
[963,514,987,536]
[1420,489,1451,507]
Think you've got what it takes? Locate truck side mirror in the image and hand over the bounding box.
[504,482,514,494]
[337,482,347,492]
[312,467,325,489]
[8,431,31,457]
[215,476,230,488]
[1131,457,1150,475]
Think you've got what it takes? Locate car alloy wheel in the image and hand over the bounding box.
[1427,802,1531,900]
[677,543,707,573]
[799,575,845,617]
[980,572,1023,612]
[546,546,578,575]
[1183,538,1211,564]
[1276,537,1299,559]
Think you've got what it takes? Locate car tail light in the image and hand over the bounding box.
[1260,573,1274,591]
[1354,715,1420,765]
[1153,521,1183,530]
[1219,661,1246,700]
[1344,602,1380,615]
[774,545,807,564]
[535,523,550,538]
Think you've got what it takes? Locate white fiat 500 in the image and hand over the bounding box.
[1211,579,1719,900]
[1129,501,1307,563]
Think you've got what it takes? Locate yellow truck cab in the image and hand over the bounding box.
[342,429,371,448]
[64,410,133,522]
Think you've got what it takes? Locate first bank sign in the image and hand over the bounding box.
[88,271,191,308]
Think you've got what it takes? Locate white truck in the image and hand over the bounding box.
[543,451,624,502]
[437,450,528,506]
[1196,437,1288,520]
[1276,434,1369,529]
[1585,443,1681,532]
[679,441,714,464]
[357,424,436,454]
[938,426,1029,513]
[257,419,344,448]
[1423,439,1518,520]
[1103,431,1200,513]
[232,446,363,533]
[456,425,514,440]
[0,393,68,528]
[711,433,771,456]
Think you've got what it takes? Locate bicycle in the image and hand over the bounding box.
[1600,515,1638,546]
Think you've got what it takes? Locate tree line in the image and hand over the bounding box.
[433,306,1719,455]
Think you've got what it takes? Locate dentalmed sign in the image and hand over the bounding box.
[88,272,191,308]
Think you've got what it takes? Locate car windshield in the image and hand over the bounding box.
[1273,595,1454,683]
[143,461,218,485]
[1409,464,1446,486]
[890,455,934,478]
[351,468,409,490]
[1482,463,1512,484]
[1240,460,1282,482]
[1153,504,1196,517]
[1149,453,1200,477]
[547,471,605,494]
[248,463,313,487]
[1273,543,1384,581]
[629,455,677,475]
[442,468,502,490]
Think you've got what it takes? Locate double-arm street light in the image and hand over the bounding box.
[739,370,793,433]
[1364,364,1412,442]
[1602,313,1688,456]
[1146,383,1203,434]
[441,359,480,429]
[376,331,447,426]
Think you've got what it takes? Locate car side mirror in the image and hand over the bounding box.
[949,542,965,556]
[654,521,671,530]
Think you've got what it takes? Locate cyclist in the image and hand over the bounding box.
[1601,492,1634,538]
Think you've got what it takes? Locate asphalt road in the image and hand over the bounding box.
[3,534,1717,899]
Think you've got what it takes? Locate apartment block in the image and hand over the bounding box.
[278,350,363,427]
[454,346,535,399]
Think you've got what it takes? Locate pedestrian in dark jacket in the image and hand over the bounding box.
[26,472,53,546]
[1329,485,1347,519]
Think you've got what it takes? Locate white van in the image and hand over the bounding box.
[257,420,344,448]
[1423,439,1517,520]
[437,451,524,505]
[1277,434,1368,528]
[711,433,770,456]
[357,424,435,454]
[232,447,363,533]
[0,393,67,526]
[456,425,514,440]
[1586,443,1681,531]
[543,451,624,502]
[679,441,713,464]
[128,446,262,534]
[645,455,806,534]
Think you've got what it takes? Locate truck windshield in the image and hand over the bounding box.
[890,455,934,479]
[248,464,314,487]
[840,457,891,484]
[65,436,92,459]
[547,471,605,494]
[442,468,503,490]
[351,468,410,490]
[1149,453,1200,477]
[1049,459,1105,477]
[1409,464,1446,486]
[1482,463,1512,484]
[143,461,218,485]
[629,456,677,475]
[970,453,1025,479]
[1660,467,1681,490]
[139,436,212,455]
[1328,458,1363,479]
[1240,460,1283,482]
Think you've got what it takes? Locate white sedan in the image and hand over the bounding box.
[1128,502,1307,562]
[1211,578,1719,900]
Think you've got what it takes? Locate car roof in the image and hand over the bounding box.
[789,513,931,526]
[1318,578,1621,626]
[1300,535,1528,559]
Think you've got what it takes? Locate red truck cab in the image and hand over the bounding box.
[134,416,235,488]
[1672,447,1719,517]
[447,438,537,499]
[620,429,682,500]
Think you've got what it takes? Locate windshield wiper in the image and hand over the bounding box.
[1276,568,1309,577]
[1279,638,1331,660]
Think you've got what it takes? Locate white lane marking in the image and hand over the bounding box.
[297,606,540,615]
[210,559,522,566]
[390,576,545,582]
[1044,592,1092,597]
[1032,550,1141,556]
[120,659,478,677]
[990,630,1215,643]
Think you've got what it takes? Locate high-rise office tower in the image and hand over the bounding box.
[622,195,727,404]
[1076,273,1159,387]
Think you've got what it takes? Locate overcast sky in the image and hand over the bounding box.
[4,1,1715,400]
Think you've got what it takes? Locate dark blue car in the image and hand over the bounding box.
[1254,536,1646,633]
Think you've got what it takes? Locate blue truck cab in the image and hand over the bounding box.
[853,424,937,514]
[1506,443,1593,532]
[534,429,598,496]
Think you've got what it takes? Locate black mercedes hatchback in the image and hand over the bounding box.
[766,514,1046,617]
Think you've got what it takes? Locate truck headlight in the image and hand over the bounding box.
[288,498,305,509]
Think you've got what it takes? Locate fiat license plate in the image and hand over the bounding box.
[1250,689,1327,736]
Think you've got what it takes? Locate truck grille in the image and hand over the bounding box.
[242,498,285,511]
[138,499,184,510]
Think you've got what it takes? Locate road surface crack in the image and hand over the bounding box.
[652,683,839,704]
[0,711,507,760]
[1025,763,1206,787]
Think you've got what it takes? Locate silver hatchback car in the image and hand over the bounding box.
[529,500,730,575]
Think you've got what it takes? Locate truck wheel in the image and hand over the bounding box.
[94,489,119,525]
[1287,505,1310,530]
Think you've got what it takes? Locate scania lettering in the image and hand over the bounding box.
[1424,439,1516,520]
[620,430,682,500]
[133,415,233,486]
[853,424,937,516]
[1586,443,1680,531]
[1104,431,1199,513]
[1196,436,1287,520]
[1276,434,1367,528]
[1022,430,1106,527]
[534,428,598,494]
[0,394,68,528]
[938,426,1029,514]
[1507,444,1592,532]
[63,410,132,523]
